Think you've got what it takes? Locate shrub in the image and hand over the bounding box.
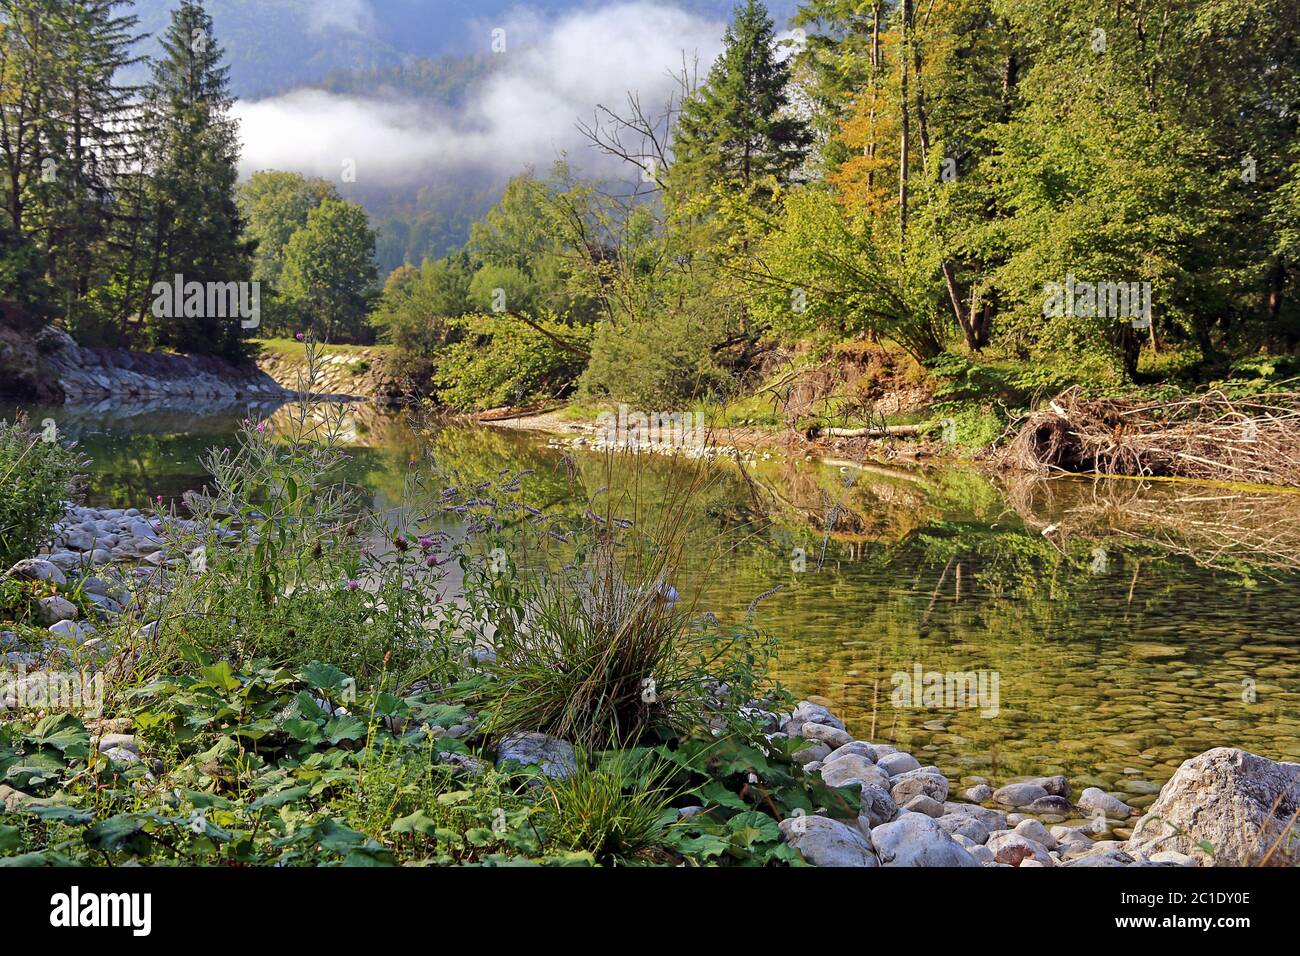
[541,750,677,863]
[0,414,83,568]
[436,310,590,409]
[144,342,471,685]
[443,465,772,751]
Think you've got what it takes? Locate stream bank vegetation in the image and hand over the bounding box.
[0,366,861,867]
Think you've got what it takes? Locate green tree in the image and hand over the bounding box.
[672,0,813,209]
[1,0,141,344]
[371,253,473,390]
[280,197,378,342]
[237,169,339,287]
[142,0,252,358]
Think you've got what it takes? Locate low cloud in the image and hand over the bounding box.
[234,2,725,185]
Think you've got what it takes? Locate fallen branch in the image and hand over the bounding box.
[806,422,931,439]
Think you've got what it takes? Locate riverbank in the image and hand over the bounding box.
[0,325,404,405]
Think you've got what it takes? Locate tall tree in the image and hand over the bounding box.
[237,170,339,288]
[143,0,251,357]
[671,0,813,208]
[280,198,378,343]
[0,0,140,340]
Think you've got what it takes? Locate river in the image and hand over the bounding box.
[8,398,1299,810]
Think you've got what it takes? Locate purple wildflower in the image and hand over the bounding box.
[346,579,360,591]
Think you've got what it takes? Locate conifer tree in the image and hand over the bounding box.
[671,0,811,208]
[143,0,251,357]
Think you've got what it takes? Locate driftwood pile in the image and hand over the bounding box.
[1005,386,1300,488]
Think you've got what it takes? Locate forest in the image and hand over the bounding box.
[4,0,1298,408]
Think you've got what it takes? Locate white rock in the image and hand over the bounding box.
[1148,850,1199,867]
[793,742,832,766]
[871,813,979,867]
[856,785,898,830]
[779,815,878,867]
[37,596,78,625]
[101,746,141,766]
[992,782,1047,808]
[901,794,946,818]
[495,732,576,779]
[1013,817,1057,849]
[987,831,1055,866]
[798,721,852,748]
[7,559,67,586]
[48,619,95,643]
[1077,786,1134,818]
[821,753,889,790]
[878,751,922,776]
[963,784,993,803]
[792,700,846,732]
[890,768,949,804]
[936,813,991,844]
[1126,747,1300,867]
[824,741,876,764]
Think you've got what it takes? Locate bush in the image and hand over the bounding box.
[443,467,772,751]
[145,342,471,686]
[436,310,590,409]
[581,309,732,407]
[0,414,83,568]
[541,750,677,863]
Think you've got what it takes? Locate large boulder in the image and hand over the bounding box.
[791,700,846,732]
[821,753,890,790]
[7,558,67,587]
[779,815,878,867]
[1077,787,1135,818]
[1125,748,1300,866]
[871,813,979,867]
[890,767,949,804]
[987,831,1054,867]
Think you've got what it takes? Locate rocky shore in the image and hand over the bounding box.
[1,504,197,674]
[32,326,289,404]
[770,699,1300,866]
[2,325,398,405]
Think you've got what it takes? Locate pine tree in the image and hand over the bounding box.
[143,0,251,358]
[1,0,140,341]
[671,0,812,207]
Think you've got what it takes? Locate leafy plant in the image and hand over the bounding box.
[0,414,83,569]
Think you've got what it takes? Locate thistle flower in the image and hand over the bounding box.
[346,579,360,591]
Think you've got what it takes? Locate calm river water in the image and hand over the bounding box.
[9,399,1299,807]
